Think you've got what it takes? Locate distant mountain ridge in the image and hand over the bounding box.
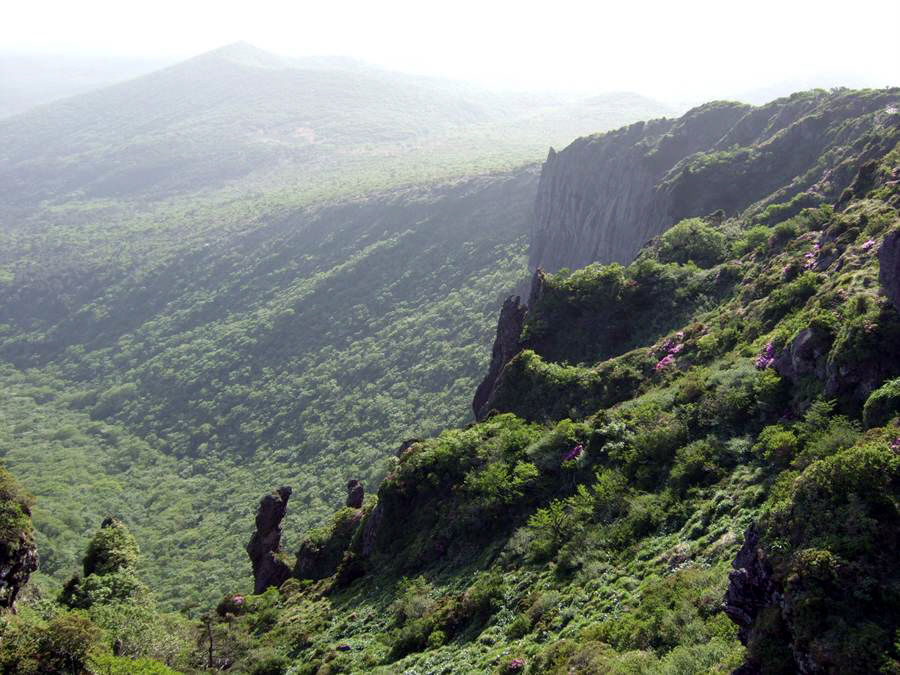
[0,42,671,207]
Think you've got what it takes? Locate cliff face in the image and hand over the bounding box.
[531,88,900,272]
[0,468,37,610]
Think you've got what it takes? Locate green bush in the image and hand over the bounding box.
[657,218,728,268]
[670,438,727,493]
[862,377,900,428]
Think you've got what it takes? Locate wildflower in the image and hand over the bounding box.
[891,437,900,454]
[563,444,583,462]
[670,343,684,355]
[507,658,526,672]
[755,342,775,370]
[861,239,876,251]
[232,595,244,605]
[655,354,675,372]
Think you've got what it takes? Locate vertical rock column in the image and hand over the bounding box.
[246,486,292,594]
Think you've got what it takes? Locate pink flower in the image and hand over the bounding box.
[507,658,526,672]
[232,595,244,605]
[655,354,675,372]
[891,437,900,454]
[670,343,684,355]
[861,239,876,251]
[755,342,775,370]
[563,444,583,462]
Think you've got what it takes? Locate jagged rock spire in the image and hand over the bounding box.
[246,486,292,594]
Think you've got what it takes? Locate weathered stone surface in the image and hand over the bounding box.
[724,525,780,646]
[0,530,37,611]
[472,293,528,421]
[360,501,384,558]
[346,480,364,509]
[773,326,833,382]
[530,91,900,275]
[880,229,900,313]
[246,486,292,594]
[531,103,750,272]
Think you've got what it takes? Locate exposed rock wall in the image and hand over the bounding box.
[472,291,529,421]
[881,229,900,313]
[0,531,37,610]
[531,88,900,273]
[246,486,292,594]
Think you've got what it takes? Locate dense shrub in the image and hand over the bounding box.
[862,377,900,428]
[657,218,728,268]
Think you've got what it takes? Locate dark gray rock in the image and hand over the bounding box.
[472,293,528,421]
[0,530,37,610]
[724,525,780,646]
[346,480,364,509]
[246,486,292,594]
[773,326,833,382]
[880,229,900,313]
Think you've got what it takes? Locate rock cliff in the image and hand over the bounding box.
[531,88,900,273]
[246,486,292,594]
[0,468,37,610]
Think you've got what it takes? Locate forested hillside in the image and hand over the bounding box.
[0,40,897,673]
[0,44,670,611]
[0,169,537,608]
[168,89,897,674]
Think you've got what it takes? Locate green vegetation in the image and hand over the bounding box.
[0,171,537,608]
[133,139,896,672]
[1,81,898,672]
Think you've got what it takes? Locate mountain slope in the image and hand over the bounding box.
[0,45,672,610]
[0,169,538,609]
[178,89,900,674]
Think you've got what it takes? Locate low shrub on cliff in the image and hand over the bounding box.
[657,218,728,268]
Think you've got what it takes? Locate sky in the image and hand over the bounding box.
[3,0,898,101]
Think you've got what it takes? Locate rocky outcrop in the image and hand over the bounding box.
[246,486,292,594]
[773,326,833,383]
[531,89,900,273]
[0,530,37,610]
[0,468,38,611]
[723,525,780,646]
[472,293,528,421]
[346,480,364,509]
[880,229,900,313]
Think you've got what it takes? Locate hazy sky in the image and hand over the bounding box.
[4,0,898,100]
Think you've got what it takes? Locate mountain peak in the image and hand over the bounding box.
[199,41,290,69]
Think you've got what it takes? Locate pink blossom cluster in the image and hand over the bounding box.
[655,332,685,371]
[755,342,775,370]
[563,444,583,462]
[861,239,876,251]
[891,437,900,454]
[232,595,244,605]
[655,354,675,372]
[507,658,526,671]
